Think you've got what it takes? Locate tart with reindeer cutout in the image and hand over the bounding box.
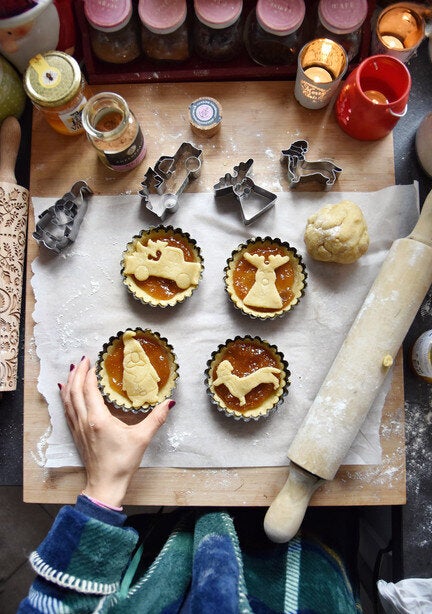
[121,226,204,307]
[205,336,290,421]
[96,328,178,413]
[224,237,307,319]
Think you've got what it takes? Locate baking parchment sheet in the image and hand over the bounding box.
[31,183,419,468]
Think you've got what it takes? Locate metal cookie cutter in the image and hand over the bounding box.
[214,159,277,225]
[140,142,202,221]
[281,140,342,189]
[33,180,93,253]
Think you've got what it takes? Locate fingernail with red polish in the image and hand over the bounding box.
[70,364,75,371]
[168,400,176,409]
[57,383,63,390]
[81,355,86,361]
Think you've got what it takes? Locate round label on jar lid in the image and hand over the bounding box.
[138,0,187,34]
[194,0,242,29]
[257,0,305,36]
[23,51,81,107]
[318,0,368,33]
[189,97,222,136]
[84,0,133,32]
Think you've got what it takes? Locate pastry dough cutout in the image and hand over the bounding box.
[213,359,281,406]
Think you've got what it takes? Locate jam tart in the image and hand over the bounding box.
[96,328,178,413]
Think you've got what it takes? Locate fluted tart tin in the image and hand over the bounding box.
[224,236,307,319]
[205,335,290,421]
[96,328,178,414]
[121,225,204,307]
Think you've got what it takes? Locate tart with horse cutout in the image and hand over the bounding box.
[224,237,307,319]
[96,328,178,413]
[206,336,290,421]
[121,225,204,307]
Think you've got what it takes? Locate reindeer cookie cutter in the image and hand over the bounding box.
[281,140,342,189]
[214,159,277,225]
[140,142,202,221]
[33,180,93,253]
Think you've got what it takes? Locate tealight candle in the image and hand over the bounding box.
[372,4,425,63]
[294,38,347,110]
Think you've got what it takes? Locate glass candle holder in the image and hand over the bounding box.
[371,4,425,63]
[294,38,347,110]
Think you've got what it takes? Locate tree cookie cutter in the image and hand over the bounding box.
[140,142,202,221]
[214,159,277,225]
[281,140,342,189]
[33,180,93,253]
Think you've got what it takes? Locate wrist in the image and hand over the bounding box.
[83,480,129,509]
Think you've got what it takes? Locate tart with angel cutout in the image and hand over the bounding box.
[224,237,307,319]
[205,336,290,421]
[96,328,178,413]
[121,225,204,307]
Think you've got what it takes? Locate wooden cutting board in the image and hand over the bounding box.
[23,81,405,505]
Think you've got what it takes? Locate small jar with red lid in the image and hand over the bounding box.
[193,0,244,62]
[84,0,141,64]
[314,0,368,62]
[139,0,190,62]
[244,0,306,66]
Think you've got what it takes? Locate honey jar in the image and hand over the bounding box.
[23,51,90,136]
[81,92,146,172]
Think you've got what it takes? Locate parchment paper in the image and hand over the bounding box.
[31,183,419,468]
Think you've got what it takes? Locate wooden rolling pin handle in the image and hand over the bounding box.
[409,188,432,246]
[263,463,323,543]
[0,116,21,184]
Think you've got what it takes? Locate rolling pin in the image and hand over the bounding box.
[0,117,29,391]
[264,188,432,543]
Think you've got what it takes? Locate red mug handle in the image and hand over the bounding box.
[389,105,408,118]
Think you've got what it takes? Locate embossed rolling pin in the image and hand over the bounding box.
[0,116,29,391]
[264,188,432,543]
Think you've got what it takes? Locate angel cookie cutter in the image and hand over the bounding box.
[140,142,202,221]
[214,159,277,225]
[281,140,342,189]
[33,180,93,253]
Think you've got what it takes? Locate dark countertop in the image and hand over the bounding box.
[1,37,431,579]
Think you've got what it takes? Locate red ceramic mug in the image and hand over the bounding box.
[335,55,411,140]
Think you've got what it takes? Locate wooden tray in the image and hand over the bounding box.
[23,81,405,506]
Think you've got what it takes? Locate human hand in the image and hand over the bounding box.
[60,357,173,508]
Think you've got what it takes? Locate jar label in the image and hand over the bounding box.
[190,98,221,127]
[58,96,88,133]
[104,127,146,170]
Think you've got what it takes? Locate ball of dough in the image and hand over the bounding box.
[304,200,369,264]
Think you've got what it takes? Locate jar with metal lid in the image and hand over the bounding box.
[193,0,243,62]
[23,51,90,135]
[411,329,432,383]
[81,92,146,172]
[84,0,141,64]
[139,0,190,62]
[244,0,306,66]
[314,0,368,62]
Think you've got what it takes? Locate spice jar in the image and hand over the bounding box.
[314,0,368,62]
[411,329,432,383]
[81,92,146,172]
[193,0,243,62]
[139,0,190,62]
[244,0,306,66]
[84,0,141,64]
[23,51,90,135]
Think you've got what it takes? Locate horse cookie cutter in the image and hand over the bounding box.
[140,142,202,221]
[281,140,342,189]
[214,159,277,225]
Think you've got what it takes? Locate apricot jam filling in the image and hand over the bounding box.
[232,244,296,312]
[131,233,198,300]
[104,332,171,400]
[212,339,282,412]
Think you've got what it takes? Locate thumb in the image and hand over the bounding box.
[137,399,173,442]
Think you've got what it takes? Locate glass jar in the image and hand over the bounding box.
[81,92,146,172]
[314,0,368,62]
[193,0,243,62]
[84,0,141,64]
[244,0,306,66]
[23,51,90,135]
[411,330,432,383]
[139,0,189,62]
